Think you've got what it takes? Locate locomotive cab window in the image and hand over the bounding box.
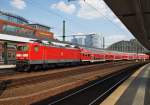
[17,45,28,51]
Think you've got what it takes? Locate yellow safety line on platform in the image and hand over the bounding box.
[132,64,149,105]
[100,64,149,105]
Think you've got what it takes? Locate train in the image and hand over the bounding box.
[16,40,149,71]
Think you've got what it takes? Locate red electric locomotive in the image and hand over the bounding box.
[16,41,81,71]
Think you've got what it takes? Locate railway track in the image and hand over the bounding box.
[0,61,137,89]
[0,61,131,73]
[0,61,136,79]
[0,69,16,76]
[0,61,148,105]
[0,61,121,78]
[34,62,145,105]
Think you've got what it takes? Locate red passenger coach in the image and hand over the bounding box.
[105,52,114,61]
[114,52,122,60]
[91,53,105,62]
[138,54,149,60]
[80,48,92,62]
[122,53,129,60]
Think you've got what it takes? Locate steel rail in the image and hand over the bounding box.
[48,65,131,105]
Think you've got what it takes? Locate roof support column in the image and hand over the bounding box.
[3,41,8,64]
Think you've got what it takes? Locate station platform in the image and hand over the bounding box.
[101,63,150,105]
[0,65,16,69]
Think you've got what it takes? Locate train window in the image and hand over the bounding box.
[17,45,28,51]
[34,46,39,52]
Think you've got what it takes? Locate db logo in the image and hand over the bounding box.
[61,52,63,56]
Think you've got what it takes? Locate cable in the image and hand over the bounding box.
[84,0,128,34]
[26,0,87,30]
[25,0,73,40]
[26,0,66,20]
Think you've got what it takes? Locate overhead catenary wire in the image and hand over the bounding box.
[68,0,130,35]
[24,0,78,41]
[26,0,89,35]
[26,0,119,39]
[67,0,134,48]
[25,0,66,32]
[83,0,128,34]
[26,0,66,20]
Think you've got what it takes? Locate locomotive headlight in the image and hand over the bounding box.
[16,54,22,57]
[23,54,28,57]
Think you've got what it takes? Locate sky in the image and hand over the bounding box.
[0,0,135,47]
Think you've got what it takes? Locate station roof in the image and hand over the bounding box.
[0,34,34,42]
[104,0,150,50]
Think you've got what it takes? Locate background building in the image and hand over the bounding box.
[107,39,148,53]
[85,34,103,48]
[0,10,53,64]
[29,23,51,32]
[71,37,85,45]
[0,10,53,39]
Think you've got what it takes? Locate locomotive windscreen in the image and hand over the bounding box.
[17,45,28,51]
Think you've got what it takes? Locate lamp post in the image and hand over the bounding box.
[63,20,66,41]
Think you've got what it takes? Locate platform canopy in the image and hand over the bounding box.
[104,0,150,50]
[0,34,35,42]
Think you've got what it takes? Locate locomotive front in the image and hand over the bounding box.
[16,43,30,71]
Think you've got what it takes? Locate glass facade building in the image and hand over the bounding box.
[2,25,34,36]
[85,34,103,48]
[29,24,50,31]
[0,11,35,37]
[107,39,148,53]
[71,37,85,45]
